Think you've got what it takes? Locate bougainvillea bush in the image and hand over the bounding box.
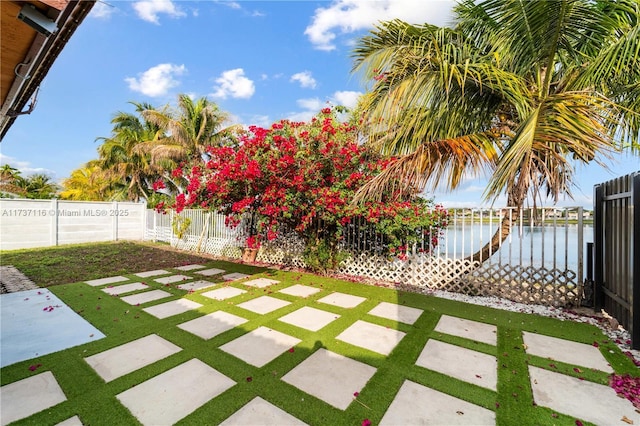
[158,108,448,272]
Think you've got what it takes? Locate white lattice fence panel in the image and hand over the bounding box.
[461,263,581,307]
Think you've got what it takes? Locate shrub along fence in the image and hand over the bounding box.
[145,206,588,307]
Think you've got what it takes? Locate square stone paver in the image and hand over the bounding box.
[56,416,82,426]
[155,275,192,285]
[202,287,246,301]
[279,284,321,298]
[85,276,128,287]
[143,299,203,319]
[434,315,497,346]
[0,371,67,425]
[102,282,149,296]
[282,348,376,410]
[196,268,226,276]
[84,334,181,382]
[243,278,280,288]
[220,326,301,367]
[220,397,308,426]
[175,264,206,271]
[176,280,217,292]
[368,302,423,325]
[121,289,172,306]
[336,320,406,356]
[522,331,613,372]
[416,339,497,391]
[318,292,366,308]
[116,358,235,426]
[529,365,640,425]
[279,307,340,332]
[178,311,248,340]
[237,296,291,315]
[223,272,250,281]
[380,380,495,425]
[135,269,170,278]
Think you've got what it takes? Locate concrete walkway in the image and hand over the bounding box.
[1,266,638,425]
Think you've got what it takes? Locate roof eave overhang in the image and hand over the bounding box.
[0,0,96,141]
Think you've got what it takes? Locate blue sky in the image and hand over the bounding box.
[1,0,637,208]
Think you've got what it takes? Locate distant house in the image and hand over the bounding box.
[0,0,95,140]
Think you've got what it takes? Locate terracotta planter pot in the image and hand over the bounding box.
[242,247,259,263]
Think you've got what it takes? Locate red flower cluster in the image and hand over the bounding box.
[166,108,448,255]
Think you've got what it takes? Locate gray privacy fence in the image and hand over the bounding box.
[145,206,588,307]
[0,199,146,250]
[594,171,640,349]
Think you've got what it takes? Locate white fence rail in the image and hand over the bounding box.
[0,199,146,250]
[145,206,589,307]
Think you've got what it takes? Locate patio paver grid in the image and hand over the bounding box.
[1,266,638,426]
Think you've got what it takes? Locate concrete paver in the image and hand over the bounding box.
[523,331,613,372]
[176,280,217,292]
[0,371,67,426]
[175,264,206,271]
[337,320,406,355]
[178,311,248,340]
[529,365,640,425]
[435,315,497,346]
[155,274,192,285]
[220,326,300,367]
[55,416,82,426]
[318,292,366,308]
[1,289,105,368]
[202,287,246,300]
[243,278,280,288]
[120,289,171,305]
[84,334,181,382]
[223,272,250,281]
[237,295,290,314]
[220,397,308,425]
[135,270,170,278]
[416,339,497,391]
[380,380,495,425]
[116,358,235,426]
[85,276,128,287]
[279,306,340,331]
[196,268,226,276]
[368,302,423,325]
[143,299,203,319]
[282,348,376,410]
[102,282,148,296]
[279,284,321,298]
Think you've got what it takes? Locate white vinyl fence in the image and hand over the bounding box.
[0,199,146,250]
[144,206,590,307]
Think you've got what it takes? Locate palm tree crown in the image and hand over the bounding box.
[352,0,639,208]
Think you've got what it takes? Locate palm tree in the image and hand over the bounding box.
[139,94,240,167]
[60,161,118,201]
[22,174,59,199]
[96,102,163,202]
[352,0,640,261]
[0,164,26,197]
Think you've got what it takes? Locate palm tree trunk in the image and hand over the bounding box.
[465,209,517,263]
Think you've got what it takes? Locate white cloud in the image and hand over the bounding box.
[132,0,185,24]
[90,1,115,19]
[332,90,362,109]
[125,63,186,97]
[211,69,255,99]
[305,0,456,51]
[0,153,56,178]
[290,71,317,89]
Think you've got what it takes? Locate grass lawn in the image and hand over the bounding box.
[1,242,638,425]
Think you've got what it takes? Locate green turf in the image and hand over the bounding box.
[1,265,637,426]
